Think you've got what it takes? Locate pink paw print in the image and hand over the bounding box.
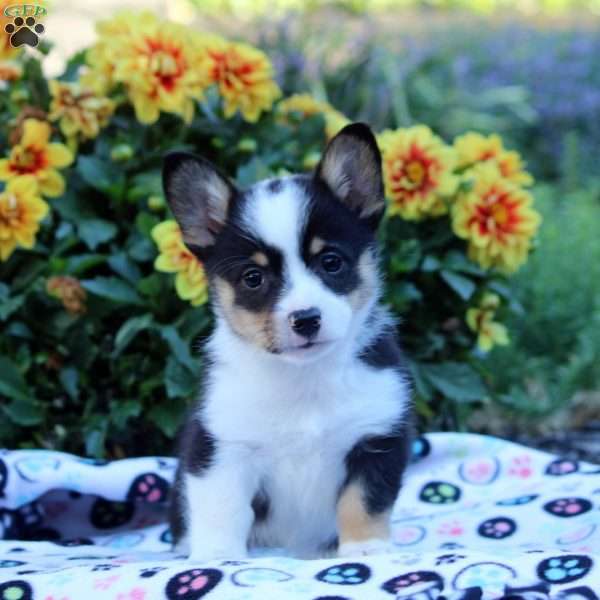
[436,519,464,537]
[165,568,223,599]
[508,455,533,478]
[544,497,592,518]
[93,574,120,590]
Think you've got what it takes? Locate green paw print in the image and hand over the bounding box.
[419,481,461,504]
[0,581,32,600]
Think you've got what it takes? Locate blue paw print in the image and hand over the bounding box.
[537,555,592,584]
[316,563,370,585]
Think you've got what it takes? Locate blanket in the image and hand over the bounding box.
[0,432,599,599]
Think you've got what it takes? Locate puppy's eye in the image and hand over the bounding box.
[242,268,263,289]
[320,252,343,273]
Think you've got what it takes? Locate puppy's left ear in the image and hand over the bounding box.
[316,122,385,229]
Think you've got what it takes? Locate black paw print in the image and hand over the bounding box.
[4,16,44,48]
[127,472,170,504]
[419,481,461,504]
[436,553,466,565]
[543,497,592,518]
[537,555,592,585]
[381,571,444,596]
[477,517,516,539]
[165,568,223,600]
[316,563,371,585]
[0,459,7,498]
[0,580,33,600]
[141,566,166,578]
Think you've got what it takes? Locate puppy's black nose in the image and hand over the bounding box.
[289,307,321,339]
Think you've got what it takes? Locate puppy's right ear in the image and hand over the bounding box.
[162,152,237,257]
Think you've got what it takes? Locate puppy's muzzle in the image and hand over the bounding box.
[288,307,321,339]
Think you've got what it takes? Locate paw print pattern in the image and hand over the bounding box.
[91,564,118,572]
[315,563,371,585]
[4,16,44,48]
[0,581,33,600]
[477,517,516,539]
[543,497,592,518]
[496,494,539,506]
[436,519,464,537]
[546,458,579,476]
[556,586,598,600]
[381,571,444,597]
[53,537,94,547]
[419,481,461,504]
[90,498,134,529]
[508,454,534,478]
[536,555,592,584]
[231,567,294,587]
[165,568,223,600]
[126,472,170,503]
[140,566,165,578]
[458,456,500,485]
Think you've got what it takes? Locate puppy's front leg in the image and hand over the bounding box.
[337,430,411,557]
[182,445,256,562]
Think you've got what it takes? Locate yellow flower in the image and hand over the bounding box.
[48,80,116,142]
[466,292,509,352]
[378,126,458,221]
[0,119,73,198]
[0,176,49,261]
[84,12,210,124]
[46,276,87,315]
[204,37,281,122]
[452,163,541,273]
[152,220,208,306]
[278,93,350,139]
[454,132,533,187]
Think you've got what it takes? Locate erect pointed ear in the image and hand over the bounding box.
[162,152,237,255]
[316,122,385,228]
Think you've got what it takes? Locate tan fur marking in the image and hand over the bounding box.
[337,482,390,545]
[251,251,269,267]
[213,277,276,351]
[348,248,379,311]
[309,237,326,255]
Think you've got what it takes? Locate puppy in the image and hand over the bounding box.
[164,123,412,560]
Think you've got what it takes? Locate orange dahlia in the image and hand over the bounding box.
[379,126,458,220]
[452,164,541,273]
[454,132,533,187]
[204,37,281,122]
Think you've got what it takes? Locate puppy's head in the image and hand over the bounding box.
[163,123,385,363]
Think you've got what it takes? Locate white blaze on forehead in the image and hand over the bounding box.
[243,179,308,260]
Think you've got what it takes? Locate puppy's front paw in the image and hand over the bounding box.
[338,538,394,557]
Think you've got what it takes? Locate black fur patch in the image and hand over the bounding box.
[169,416,217,544]
[251,489,270,523]
[343,417,413,515]
[299,176,375,296]
[358,330,407,371]
[267,178,283,193]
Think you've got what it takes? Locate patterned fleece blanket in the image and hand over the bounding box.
[0,432,599,600]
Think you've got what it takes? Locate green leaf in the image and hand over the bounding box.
[110,400,142,429]
[160,326,196,371]
[59,367,79,400]
[422,362,487,402]
[82,276,144,306]
[77,156,123,193]
[0,292,24,321]
[164,356,196,399]
[64,253,106,275]
[0,355,30,402]
[2,399,43,426]
[421,255,441,272]
[443,250,485,276]
[113,314,154,356]
[440,270,476,301]
[108,252,142,284]
[149,398,187,437]
[78,218,118,250]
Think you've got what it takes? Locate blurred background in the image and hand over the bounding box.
[3,0,599,460]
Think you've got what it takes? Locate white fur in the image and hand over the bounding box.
[180,177,410,560]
